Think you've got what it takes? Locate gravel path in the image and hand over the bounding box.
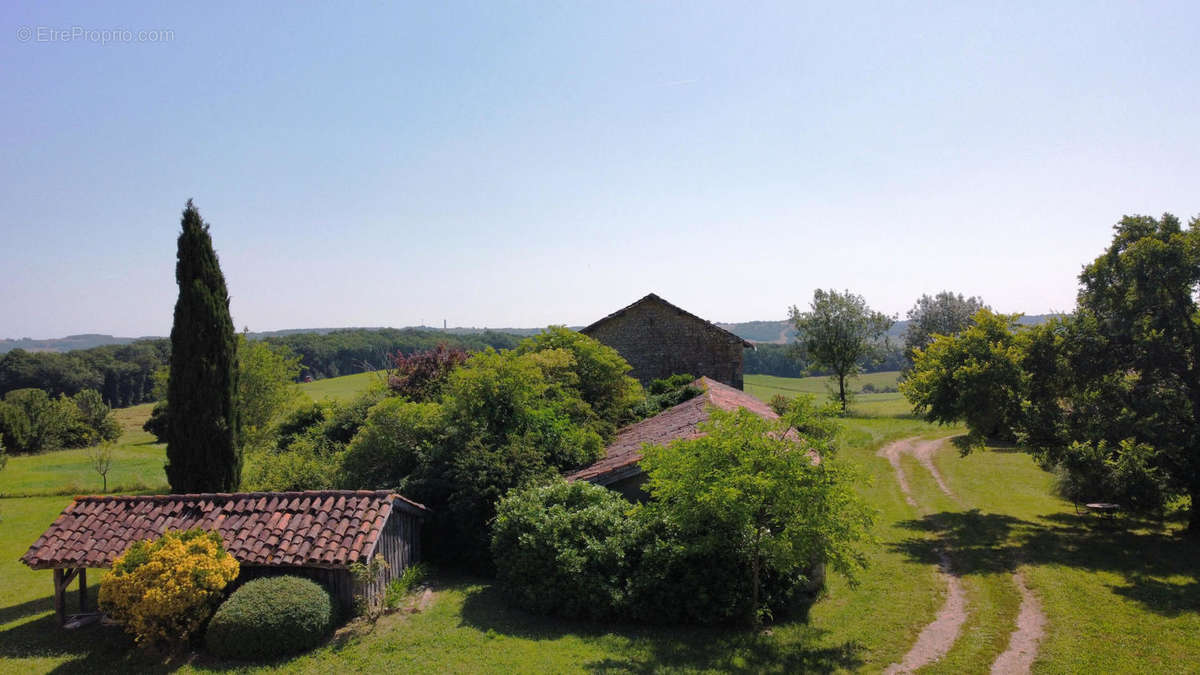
[991,569,1046,674]
[878,439,968,673]
[878,437,1047,674]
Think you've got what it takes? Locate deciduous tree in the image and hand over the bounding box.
[789,290,893,414]
[1030,214,1200,529]
[903,291,988,366]
[640,400,872,624]
[900,309,1027,447]
[235,334,305,450]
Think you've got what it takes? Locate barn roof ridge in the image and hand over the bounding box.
[65,489,427,511]
[579,292,755,348]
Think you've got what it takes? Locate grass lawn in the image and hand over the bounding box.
[930,446,1200,673]
[0,404,167,498]
[0,369,376,499]
[745,372,912,418]
[299,371,384,403]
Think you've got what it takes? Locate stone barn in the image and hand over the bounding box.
[580,293,754,390]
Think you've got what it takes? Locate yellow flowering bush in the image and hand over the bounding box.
[99,528,239,649]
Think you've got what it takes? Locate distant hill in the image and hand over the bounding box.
[718,314,1060,345]
[4,314,1061,354]
[0,334,156,354]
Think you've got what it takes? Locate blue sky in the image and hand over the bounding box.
[2,2,1197,338]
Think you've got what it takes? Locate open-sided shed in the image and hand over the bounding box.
[20,490,428,624]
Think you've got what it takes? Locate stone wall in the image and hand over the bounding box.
[583,297,747,389]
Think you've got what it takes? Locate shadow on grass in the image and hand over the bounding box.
[0,592,335,674]
[457,582,865,674]
[890,509,1200,617]
[0,609,167,674]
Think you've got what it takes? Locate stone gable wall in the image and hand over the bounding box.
[584,300,746,389]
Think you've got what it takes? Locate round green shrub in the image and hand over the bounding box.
[491,480,641,620]
[205,575,335,661]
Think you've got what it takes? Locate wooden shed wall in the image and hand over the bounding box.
[236,565,359,611]
[356,509,423,605]
[237,510,423,611]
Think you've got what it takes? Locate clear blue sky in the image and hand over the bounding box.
[2,2,1197,338]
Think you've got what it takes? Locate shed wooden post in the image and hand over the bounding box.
[52,567,80,627]
[53,569,65,627]
[78,569,88,613]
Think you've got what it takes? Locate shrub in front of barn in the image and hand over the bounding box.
[98,528,239,649]
[205,575,336,661]
[491,480,640,620]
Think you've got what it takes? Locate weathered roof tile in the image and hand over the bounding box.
[566,377,780,485]
[20,490,429,571]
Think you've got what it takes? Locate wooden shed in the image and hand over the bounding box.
[20,490,429,624]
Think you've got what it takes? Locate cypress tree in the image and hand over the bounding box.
[165,200,240,492]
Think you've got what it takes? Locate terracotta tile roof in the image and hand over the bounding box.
[566,377,778,485]
[579,293,755,348]
[20,490,428,571]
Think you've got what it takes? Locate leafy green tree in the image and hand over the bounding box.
[0,388,70,454]
[901,309,1027,447]
[640,400,873,624]
[491,480,640,620]
[1026,214,1200,528]
[165,200,241,493]
[142,402,168,443]
[235,334,306,450]
[340,397,443,489]
[789,289,894,414]
[409,348,604,568]
[903,291,988,366]
[72,389,122,444]
[515,326,643,434]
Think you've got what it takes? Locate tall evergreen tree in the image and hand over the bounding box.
[165,200,240,492]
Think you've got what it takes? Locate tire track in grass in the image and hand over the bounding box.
[890,437,1047,674]
[991,569,1045,674]
[879,439,968,673]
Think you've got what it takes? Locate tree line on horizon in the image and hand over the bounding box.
[0,325,919,407]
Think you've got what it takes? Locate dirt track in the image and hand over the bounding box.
[878,438,1045,674]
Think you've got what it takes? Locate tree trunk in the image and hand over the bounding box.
[751,552,761,626]
[1189,484,1200,536]
[837,373,848,414]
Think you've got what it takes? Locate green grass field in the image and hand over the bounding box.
[745,372,913,418]
[0,371,372,499]
[299,371,384,402]
[0,371,1195,672]
[0,404,167,498]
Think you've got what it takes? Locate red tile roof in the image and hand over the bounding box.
[566,377,778,485]
[20,490,428,571]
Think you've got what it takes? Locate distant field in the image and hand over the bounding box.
[299,371,383,402]
[304,370,919,417]
[0,371,381,498]
[0,403,166,497]
[745,371,913,418]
